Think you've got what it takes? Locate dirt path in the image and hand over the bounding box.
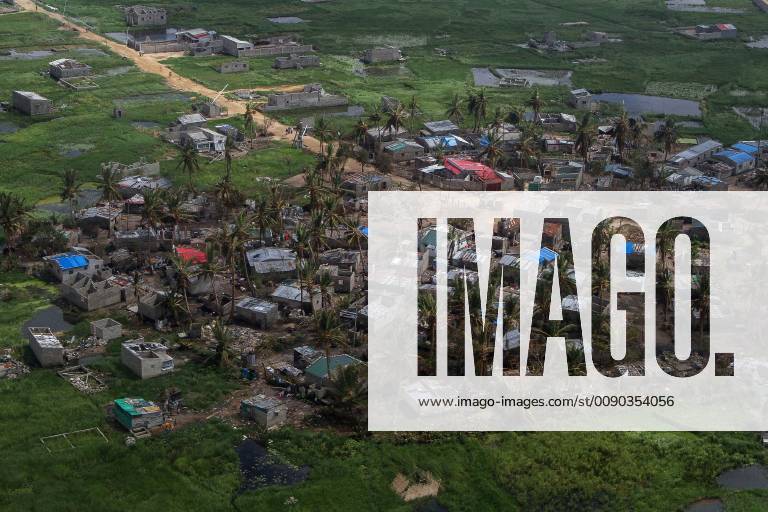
[16,0,364,175]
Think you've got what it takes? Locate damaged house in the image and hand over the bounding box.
[246,247,296,281]
[240,395,287,430]
[235,297,280,329]
[121,339,174,379]
[61,270,132,311]
[48,58,92,80]
[271,281,322,314]
[263,84,347,112]
[27,327,65,367]
[44,249,105,285]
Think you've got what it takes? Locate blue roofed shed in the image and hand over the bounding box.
[50,253,88,270]
[731,143,758,155]
[304,354,363,385]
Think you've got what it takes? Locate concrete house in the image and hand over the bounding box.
[121,339,174,379]
[27,327,64,367]
[113,398,164,430]
[304,354,363,385]
[362,46,402,64]
[423,120,460,136]
[116,175,171,198]
[340,173,392,197]
[274,54,320,69]
[319,249,363,274]
[382,139,426,164]
[569,88,593,110]
[138,291,168,322]
[216,60,249,74]
[44,249,105,285]
[61,270,130,311]
[181,127,226,152]
[221,35,254,56]
[246,247,297,281]
[49,59,92,80]
[91,318,123,342]
[669,140,723,168]
[263,83,347,112]
[271,281,322,314]
[235,297,280,329]
[76,205,121,237]
[240,395,287,430]
[12,91,53,116]
[293,345,320,369]
[316,264,357,294]
[124,5,167,26]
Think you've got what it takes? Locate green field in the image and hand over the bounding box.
[36,0,768,143]
[0,12,312,204]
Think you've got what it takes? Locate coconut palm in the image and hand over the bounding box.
[613,110,630,161]
[352,117,369,146]
[212,320,232,368]
[98,164,122,236]
[60,169,81,221]
[407,95,421,134]
[314,116,332,154]
[243,102,255,145]
[481,133,505,169]
[367,103,383,142]
[176,141,201,193]
[385,104,409,136]
[326,363,367,426]
[574,112,595,172]
[141,188,164,229]
[467,88,488,133]
[445,92,464,126]
[527,88,543,121]
[692,272,710,344]
[163,188,191,237]
[314,309,346,378]
[169,254,197,327]
[654,118,678,167]
[0,191,31,255]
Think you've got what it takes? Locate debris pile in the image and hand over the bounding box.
[0,354,30,380]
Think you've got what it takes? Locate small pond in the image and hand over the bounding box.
[592,93,702,117]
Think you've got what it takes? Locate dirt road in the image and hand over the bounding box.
[16,0,358,173]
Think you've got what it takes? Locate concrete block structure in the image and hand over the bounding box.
[113,398,164,430]
[121,339,174,379]
[61,270,129,311]
[273,54,320,69]
[12,91,52,116]
[246,247,296,281]
[569,88,593,110]
[124,5,167,26]
[362,46,402,64]
[240,395,287,430]
[235,297,280,329]
[270,281,323,314]
[27,327,64,367]
[44,249,105,285]
[216,61,249,74]
[90,318,122,342]
[48,59,92,80]
[263,84,347,112]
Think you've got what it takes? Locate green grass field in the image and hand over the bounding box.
[34,0,768,143]
[0,12,313,204]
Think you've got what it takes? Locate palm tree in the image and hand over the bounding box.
[445,92,464,126]
[367,103,383,143]
[176,142,201,193]
[317,269,333,309]
[0,191,31,256]
[314,309,346,379]
[224,134,235,182]
[98,164,122,236]
[481,133,504,169]
[169,254,197,327]
[467,89,488,133]
[141,188,164,229]
[163,189,190,237]
[613,110,630,162]
[693,273,710,344]
[385,104,409,136]
[314,116,331,154]
[60,169,81,221]
[631,152,655,189]
[352,117,369,146]
[489,106,506,137]
[527,88,542,121]
[574,112,595,172]
[407,95,420,134]
[212,320,232,368]
[325,364,367,426]
[654,118,678,168]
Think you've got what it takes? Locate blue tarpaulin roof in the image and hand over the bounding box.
[625,242,642,255]
[715,150,754,165]
[359,226,368,237]
[732,143,758,154]
[50,253,88,270]
[523,247,559,264]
